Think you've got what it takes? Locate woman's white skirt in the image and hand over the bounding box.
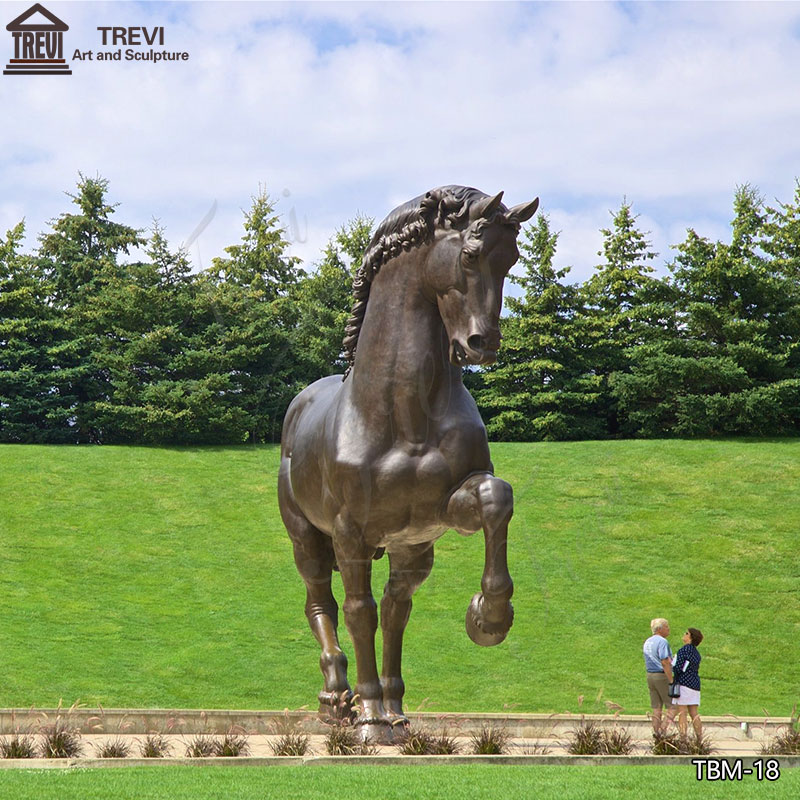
[672,685,700,706]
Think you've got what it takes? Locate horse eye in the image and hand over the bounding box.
[461,247,479,266]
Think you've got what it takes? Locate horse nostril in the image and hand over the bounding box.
[467,334,484,352]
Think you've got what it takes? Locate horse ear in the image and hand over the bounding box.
[474,191,504,219]
[506,197,540,223]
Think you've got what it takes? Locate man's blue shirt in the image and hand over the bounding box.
[643,634,672,672]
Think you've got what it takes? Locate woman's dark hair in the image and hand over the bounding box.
[688,627,704,647]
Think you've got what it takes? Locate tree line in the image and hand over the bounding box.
[477,184,800,440]
[1,176,798,444]
[0,175,370,444]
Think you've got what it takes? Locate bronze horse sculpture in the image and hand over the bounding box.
[279,185,539,741]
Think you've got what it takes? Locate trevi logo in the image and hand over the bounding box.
[3,3,72,76]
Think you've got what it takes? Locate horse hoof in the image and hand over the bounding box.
[355,719,394,745]
[318,689,355,720]
[465,592,514,647]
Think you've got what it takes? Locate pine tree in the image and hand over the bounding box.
[476,214,603,440]
[86,224,205,443]
[614,185,800,436]
[292,215,373,380]
[36,175,144,442]
[0,222,76,441]
[195,190,306,442]
[582,200,659,435]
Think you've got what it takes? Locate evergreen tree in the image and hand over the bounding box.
[672,185,795,434]
[87,224,205,443]
[209,188,302,297]
[292,215,373,379]
[582,201,659,435]
[762,179,800,377]
[0,222,76,441]
[477,215,603,440]
[613,185,800,436]
[39,174,144,304]
[196,190,305,442]
[7,175,799,445]
[36,175,144,442]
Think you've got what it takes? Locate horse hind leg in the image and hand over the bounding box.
[380,543,434,723]
[280,484,351,719]
[299,532,354,719]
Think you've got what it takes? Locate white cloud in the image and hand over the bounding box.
[1,0,798,280]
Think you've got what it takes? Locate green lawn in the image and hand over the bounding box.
[0,440,798,716]
[0,764,797,800]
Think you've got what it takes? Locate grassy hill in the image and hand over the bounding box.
[0,440,797,717]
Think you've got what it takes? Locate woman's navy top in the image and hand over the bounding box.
[673,644,701,690]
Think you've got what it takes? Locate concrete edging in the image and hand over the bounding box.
[2,709,796,769]
[0,754,798,769]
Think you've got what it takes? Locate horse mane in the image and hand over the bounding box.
[341,185,498,378]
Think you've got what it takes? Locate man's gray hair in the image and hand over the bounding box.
[650,618,669,635]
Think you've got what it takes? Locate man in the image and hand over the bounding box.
[643,617,674,734]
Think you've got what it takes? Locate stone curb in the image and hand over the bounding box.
[0,755,798,769]
[1,709,792,737]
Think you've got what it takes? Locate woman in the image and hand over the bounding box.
[669,627,704,737]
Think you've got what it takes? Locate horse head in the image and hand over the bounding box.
[424,191,539,366]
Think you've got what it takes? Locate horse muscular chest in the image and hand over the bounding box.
[333,445,451,546]
[328,414,488,547]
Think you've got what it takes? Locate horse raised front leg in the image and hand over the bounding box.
[380,543,435,722]
[332,517,395,742]
[445,473,514,646]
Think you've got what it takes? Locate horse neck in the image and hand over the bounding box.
[349,251,462,440]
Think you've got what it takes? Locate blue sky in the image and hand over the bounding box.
[1,0,799,284]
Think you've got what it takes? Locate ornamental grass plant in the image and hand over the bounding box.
[762,727,800,756]
[37,702,84,758]
[565,719,635,755]
[269,732,310,756]
[469,724,511,755]
[268,710,312,756]
[213,729,251,758]
[39,720,83,758]
[323,720,378,756]
[183,733,217,758]
[651,730,715,755]
[94,736,132,758]
[601,726,635,755]
[0,733,38,759]
[394,726,461,755]
[137,732,173,758]
[761,706,800,755]
[565,719,603,754]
